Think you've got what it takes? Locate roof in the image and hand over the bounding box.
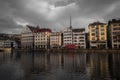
[72,28,85,32]
[108,19,120,24]
[88,22,106,26]
[26,25,52,33]
[37,28,52,33]
[26,25,39,32]
[51,32,62,36]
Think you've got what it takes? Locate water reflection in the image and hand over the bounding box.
[0,51,120,80]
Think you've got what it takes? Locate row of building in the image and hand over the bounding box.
[0,18,119,49]
[89,19,120,49]
[21,19,120,49]
[21,25,86,49]
[0,33,18,48]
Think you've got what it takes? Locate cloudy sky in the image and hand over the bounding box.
[0,0,120,34]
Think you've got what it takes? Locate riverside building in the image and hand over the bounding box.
[108,19,120,49]
[21,25,52,49]
[34,28,51,49]
[72,28,86,49]
[50,32,63,48]
[63,27,73,45]
[89,22,107,49]
[21,25,39,49]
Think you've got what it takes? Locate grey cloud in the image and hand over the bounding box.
[0,0,22,33]
[0,0,120,33]
[54,0,75,7]
[54,0,120,17]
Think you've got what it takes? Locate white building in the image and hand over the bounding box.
[63,27,73,45]
[0,40,17,48]
[50,32,63,48]
[72,28,86,49]
[63,27,86,49]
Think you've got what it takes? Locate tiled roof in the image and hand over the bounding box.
[26,25,52,33]
[89,22,106,26]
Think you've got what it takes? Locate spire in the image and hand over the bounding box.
[70,16,72,29]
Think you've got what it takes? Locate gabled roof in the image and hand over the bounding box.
[26,25,52,33]
[26,25,39,32]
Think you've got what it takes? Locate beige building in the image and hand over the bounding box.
[21,25,39,49]
[108,19,120,49]
[89,22,107,49]
[50,32,63,48]
[34,28,52,49]
[72,28,86,49]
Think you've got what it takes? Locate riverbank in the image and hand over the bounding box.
[0,48,12,53]
[15,49,120,53]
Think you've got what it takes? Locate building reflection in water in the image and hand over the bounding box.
[0,51,120,80]
[87,53,111,80]
[108,53,120,80]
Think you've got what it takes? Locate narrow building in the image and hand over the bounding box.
[85,33,90,49]
[63,27,73,46]
[108,19,120,49]
[50,32,63,48]
[72,28,86,49]
[89,22,107,49]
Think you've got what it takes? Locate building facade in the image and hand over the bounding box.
[108,19,120,49]
[85,33,90,49]
[21,25,39,49]
[50,32,63,48]
[63,27,73,45]
[12,34,21,48]
[89,22,107,49]
[72,28,86,49]
[0,40,17,48]
[34,28,52,49]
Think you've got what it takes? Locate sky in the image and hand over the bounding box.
[0,0,120,34]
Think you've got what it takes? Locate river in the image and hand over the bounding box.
[0,51,120,80]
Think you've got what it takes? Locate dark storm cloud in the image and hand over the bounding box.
[0,0,23,33]
[55,0,120,17]
[0,0,120,33]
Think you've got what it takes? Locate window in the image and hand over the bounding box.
[92,29,95,32]
[74,40,77,42]
[92,33,95,36]
[114,44,117,48]
[101,32,104,35]
[101,29,104,31]
[101,37,104,40]
[91,26,95,28]
[113,24,119,26]
[96,31,99,36]
[92,37,95,40]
